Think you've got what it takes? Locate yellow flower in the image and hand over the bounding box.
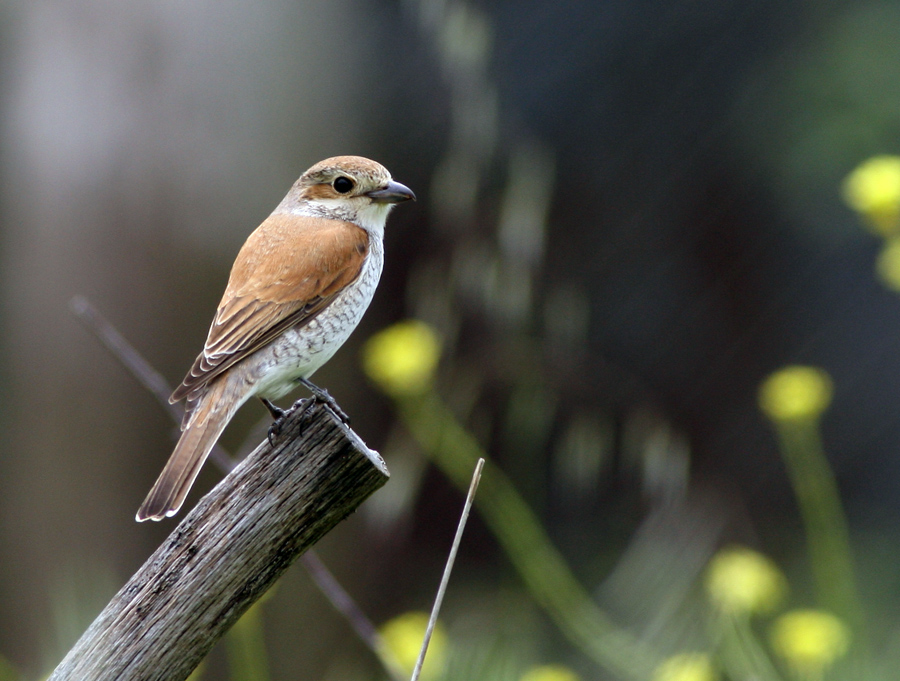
[378,611,448,681]
[758,366,833,424]
[362,320,441,397]
[842,155,900,236]
[520,664,582,681]
[652,652,718,681]
[770,609,850,679]
[705,546,787,616]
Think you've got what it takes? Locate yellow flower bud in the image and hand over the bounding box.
[770,609,850,678]
[378,611,448,681]
[705,546,787,616]
[652,652,718,681]
[520,664,582,681]
[842,155,900,236]
[362,320,441,397]
[758,366,833,423]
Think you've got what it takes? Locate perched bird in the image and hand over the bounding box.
[136,156,414,521]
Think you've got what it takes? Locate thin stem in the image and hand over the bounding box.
[299,553,407,681]
[711,613,781,681]
[775,420,868,651]
[410,458,484,681]
[69,295,237,472]
[69,295,181,416]
[397,391,658,681]
[225,599,271,681]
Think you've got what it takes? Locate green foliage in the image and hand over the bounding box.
[0,655,21,681]
[225,597,271,681]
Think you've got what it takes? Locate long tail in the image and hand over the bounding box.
[136,377,246,522]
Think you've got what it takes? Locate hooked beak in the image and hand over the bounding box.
[367,180,416,204]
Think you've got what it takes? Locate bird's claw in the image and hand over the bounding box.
[298,378,351,424]
[260,397,285,420]
[267,420,282,447]
[262,397,288,446]
[262,381,350,448]
[264,396,322,446]
[266,398,316,445]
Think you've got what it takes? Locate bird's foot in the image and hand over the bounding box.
[261,398,288,446]
[299,377,351,424]
[260,397,285,420]
[262,381,350,446]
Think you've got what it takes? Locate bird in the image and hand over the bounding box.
[136,156,415,522]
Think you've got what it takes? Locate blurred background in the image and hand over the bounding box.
[2,0,900,679]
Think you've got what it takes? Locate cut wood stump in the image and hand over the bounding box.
[48,402,389,681]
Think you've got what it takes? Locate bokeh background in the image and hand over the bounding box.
[1,0,900,679]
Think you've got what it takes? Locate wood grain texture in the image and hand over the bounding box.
[49,402,389,681]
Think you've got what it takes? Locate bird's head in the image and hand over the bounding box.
[279,156,415,233]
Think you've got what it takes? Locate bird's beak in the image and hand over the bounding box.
[367,180,416,204]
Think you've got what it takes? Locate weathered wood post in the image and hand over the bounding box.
[49,402,389,681]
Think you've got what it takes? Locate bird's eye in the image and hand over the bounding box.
[333,176,354,194]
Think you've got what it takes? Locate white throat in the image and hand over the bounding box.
[276,197,392,238]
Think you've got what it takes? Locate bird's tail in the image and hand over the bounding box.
[136,377,246,522]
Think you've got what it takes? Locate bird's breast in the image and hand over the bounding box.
[247,239,385,399]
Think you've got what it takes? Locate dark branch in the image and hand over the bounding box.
[69,295,237,471]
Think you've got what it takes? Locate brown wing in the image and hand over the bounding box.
[170,213,369,407]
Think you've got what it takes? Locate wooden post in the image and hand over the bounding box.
[48,402,389,681]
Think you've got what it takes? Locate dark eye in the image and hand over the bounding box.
[333,176,354,194]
